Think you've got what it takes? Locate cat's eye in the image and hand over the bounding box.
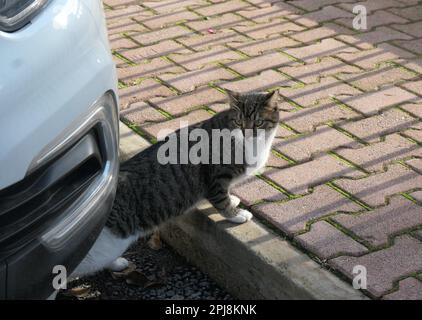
[234,119,242,127]
[255,120,264,127]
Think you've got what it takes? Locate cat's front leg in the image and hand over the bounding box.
[229,194,241,208]
[207,184,252,224]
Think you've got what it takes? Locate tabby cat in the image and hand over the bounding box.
[72,90,279,277]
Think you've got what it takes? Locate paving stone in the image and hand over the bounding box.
[401,80,422,95]
[273,125,359,162]
[392,21,422,36]
[337,65,416,91]
[395,0,420,4]
[394,39,422,55]
[117,59,185,84]
[131,26,193,45]
[150,86,226,115]
[338,0,406,13]
[245,0,287,8]
[277,77,361,108]
[221,70,295,92]
[140,10,200,29]
[224,52,298,76]
[120,101,168,124]
[383,277,422,300]
[406,158,422,173]
[337,86,419,116]
[414,231,422,240]
[335,163,422,207]
[295,221,368,259]
[340,108,419,142]
[404,129,422,143]
[112,54,127,68]
[118,79,175,109]
[178,30,249,51]
[120,40,192,62]
[228,36,300,56]
[280,57,361,84]
[285,38,359,64]
[277,100,298,111]
[160,66,236,92]
[400,103,422,118]
[389,5,422,21]
[401,58,422,74]
[290,23,353,43]
[195,0,253,16]
[339,27,413,50]
[289,0,356,11]
[109,33,139,50]
[234,20,305,40]
[275,125,297,139]
[231,176,288,206]
[104,0,139,8]
[208,103,229,113]
[336,134,421,172]
[142,109,212,137]
[266,152,291,168]
[253,185,362,235]
[170,46,243,70]
[335,10,409,30]
[336,43,415,69]
[237,4,303,23]
[105,5,151,21]
[187,13,245,32]
[333,196,422,247]
[410,191,422,202]
[279,102,359,133]
[143,0,207,13]
[329,235,422,297]
[264,154,362,195]
[107,18,148,35]
[295,6,353,28]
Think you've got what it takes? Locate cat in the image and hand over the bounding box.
[71,90,280,278]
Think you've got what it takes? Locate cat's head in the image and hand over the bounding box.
[226,90,280,133]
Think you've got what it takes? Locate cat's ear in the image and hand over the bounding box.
[264,90,279,111]
[226,89,241,111]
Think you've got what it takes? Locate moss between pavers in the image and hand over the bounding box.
[112,50,137,66]
[121,118,158,144]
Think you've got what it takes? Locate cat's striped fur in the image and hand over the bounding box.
[72,90,279,278]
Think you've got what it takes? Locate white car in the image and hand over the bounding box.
[0,0,119,299]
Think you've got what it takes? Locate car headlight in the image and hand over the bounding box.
[0,0,50,32]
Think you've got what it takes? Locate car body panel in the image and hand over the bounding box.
[0,0,119,299]
[0,0,117,190]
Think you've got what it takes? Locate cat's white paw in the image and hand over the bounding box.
[227,209,253,224]
[229,194,241,208]
[107,257,129,272]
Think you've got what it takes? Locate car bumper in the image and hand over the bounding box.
[0,0,119,299]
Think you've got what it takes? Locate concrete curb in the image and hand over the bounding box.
[119,122,368,300]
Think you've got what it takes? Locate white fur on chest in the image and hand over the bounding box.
[244,128,276,175]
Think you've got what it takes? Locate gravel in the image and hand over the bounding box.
[57,238,232,300]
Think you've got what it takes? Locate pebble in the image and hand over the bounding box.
[57,239,232,300]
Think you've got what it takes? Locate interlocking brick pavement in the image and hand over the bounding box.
[330,235,422,297]
[105,0,422,299]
